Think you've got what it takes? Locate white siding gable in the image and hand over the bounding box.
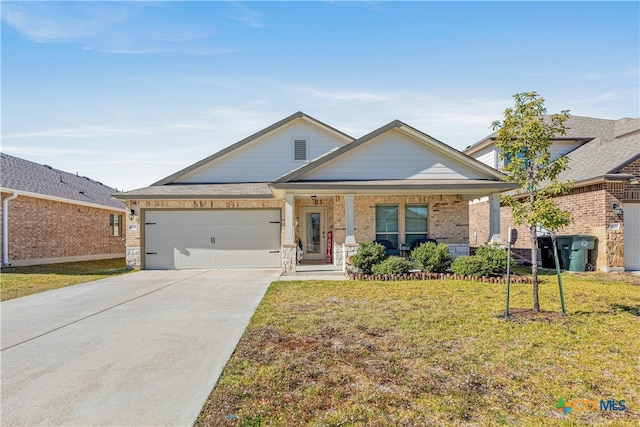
[472,140,585,171]
[175,120,349,183]
[302,129,487,181]
[471,146,498,169]
[548,140,584,162]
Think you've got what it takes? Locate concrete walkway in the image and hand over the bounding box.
[1,269,279,426]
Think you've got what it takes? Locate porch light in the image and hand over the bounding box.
[129,209,135,220]
[612,203,623,216]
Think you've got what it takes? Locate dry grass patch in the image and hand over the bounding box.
[197,273,639,426]
[0,258,129,301]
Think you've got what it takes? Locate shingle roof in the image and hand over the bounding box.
[464,115,640,183]
[558,117,640,182]
[464,115,617,155]
[113,183,273,199]
[1,153,125,210]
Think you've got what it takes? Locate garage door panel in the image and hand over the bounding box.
[624,203,640,271]
[144,210,281,269]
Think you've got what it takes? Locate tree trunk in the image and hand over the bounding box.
[530,224,540,313]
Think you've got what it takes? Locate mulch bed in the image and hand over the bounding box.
[348,271,533,284]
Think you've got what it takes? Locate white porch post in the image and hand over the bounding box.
[284,193,294,244]
[345,193,356,244]
[489,192,501,243]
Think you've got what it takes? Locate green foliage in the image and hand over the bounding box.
[351,242,387,274]
[371,256,414,275]
[492,91,572,311]
[492,91,572,232]
[475,243,512,275]
[411,242,452,273]
[451,255,492,277]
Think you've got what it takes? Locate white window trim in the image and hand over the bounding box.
[292,137,310,162]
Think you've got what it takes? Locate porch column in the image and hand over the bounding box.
[345,193,356,244]
[284,193,294,244]
[489,192,501,243]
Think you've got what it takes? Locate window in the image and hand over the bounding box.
[405,205,428,246]
[109,214,121,236]
[293,138,309,161]
[375,205,398,247]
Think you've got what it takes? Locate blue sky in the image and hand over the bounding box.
[2,1,638,191]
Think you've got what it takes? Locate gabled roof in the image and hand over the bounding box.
[275,119,507,183]
[463,115,612,156]
[463,115,640,184]
[153,111,355,186]
[1,153,125,210]
[558,117,640,183]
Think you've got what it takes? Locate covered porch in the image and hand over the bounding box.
[275,180,510,273]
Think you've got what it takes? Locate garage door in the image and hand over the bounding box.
[144,210,281,269]
[624,203,640,271]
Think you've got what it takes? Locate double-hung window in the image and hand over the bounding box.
[375,205,398,247]
[404,205,428,245]
[109,214,121,236]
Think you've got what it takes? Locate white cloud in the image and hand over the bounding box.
[1,2,135,42]
[1,1,236,56]
[229,3,265,28]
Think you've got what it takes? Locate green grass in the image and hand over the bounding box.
[197,273,640,426]
[0,258,129,301]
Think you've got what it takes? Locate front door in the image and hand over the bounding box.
[301,207,326,261]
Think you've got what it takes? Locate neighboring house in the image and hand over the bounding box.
[114,112,516,272]
[465,116,640,272]
[1,153,126,266]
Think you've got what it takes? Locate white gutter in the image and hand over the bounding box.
[2,191,18,266]
[0,187,125,212]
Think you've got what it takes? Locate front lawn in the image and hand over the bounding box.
[197,273,639,426]
[0,258,129,301]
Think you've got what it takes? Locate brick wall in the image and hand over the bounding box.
[123,194,469,270]
[1,194,125,265]
[352,194,468,244]
[468,160,640,271]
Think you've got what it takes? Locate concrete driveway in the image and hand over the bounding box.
[1,269,280,426]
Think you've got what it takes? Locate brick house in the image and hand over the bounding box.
[114,112,516,272]
[1,153,126,266]
[465,116,640,272]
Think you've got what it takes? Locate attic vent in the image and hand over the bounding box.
[293,138,309,161]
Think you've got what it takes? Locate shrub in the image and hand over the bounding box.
[351,242,387,274]
[371,256,414,275]
[411,242,452,273]
[475,243,511,274]
[451,255,492,277]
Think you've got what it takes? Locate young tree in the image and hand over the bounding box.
[492,92,571,313]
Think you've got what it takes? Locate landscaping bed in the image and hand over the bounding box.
[347,271,533,283]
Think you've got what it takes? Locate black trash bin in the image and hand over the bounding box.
[537,236,556,269]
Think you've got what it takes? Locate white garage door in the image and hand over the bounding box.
[144,210,281,269]
[625,203,640,271]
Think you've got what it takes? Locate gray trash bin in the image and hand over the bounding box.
[567,235,597,272]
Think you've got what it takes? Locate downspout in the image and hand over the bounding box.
[2,191,18,266]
